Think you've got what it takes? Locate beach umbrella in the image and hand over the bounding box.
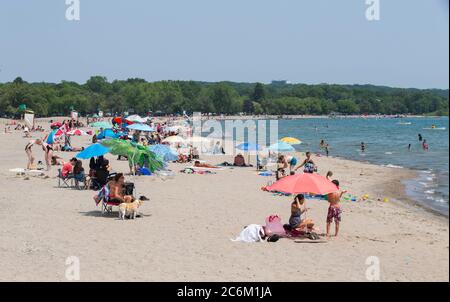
[127,123,155,132]
[126,115,147,123]
[101,139,164,172]
[68,129,88,136]
[148,144,178,162]
[76,143,110,159]
[50,121,62,129]
[236,142,263,151]
[162,135,186,145]
[46,130,58,144]
[267,141,295,152]
[266,173,338,195]
[97,129,122,139]
[90,121,113,129]
[280,137,302,145]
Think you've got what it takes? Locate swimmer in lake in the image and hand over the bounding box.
[360,142,366,152]
[418,134,423,142]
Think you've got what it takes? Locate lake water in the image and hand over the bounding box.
[277,117,449,216]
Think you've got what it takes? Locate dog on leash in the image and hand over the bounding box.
[118,196,149,220]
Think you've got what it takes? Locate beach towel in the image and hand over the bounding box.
[231,224,265,243]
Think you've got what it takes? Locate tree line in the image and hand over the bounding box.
[0,76,448,117]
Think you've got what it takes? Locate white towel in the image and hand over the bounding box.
[231,224,265,243]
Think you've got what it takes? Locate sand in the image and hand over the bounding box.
[0,118,448,282]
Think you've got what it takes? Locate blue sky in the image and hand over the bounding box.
[0,0,448,89]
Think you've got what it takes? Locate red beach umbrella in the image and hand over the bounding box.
[266,173,339,195]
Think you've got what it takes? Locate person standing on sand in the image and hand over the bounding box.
[326,180,346,237]
[25,138,44,170]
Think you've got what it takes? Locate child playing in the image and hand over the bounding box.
[326,180,346,237]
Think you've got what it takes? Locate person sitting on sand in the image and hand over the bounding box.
[295,152,316,174]
[233,153,247,167]
[193,161,219,169]
[108,173,134,204]
[326,180,347,237]
[289,194,315,232]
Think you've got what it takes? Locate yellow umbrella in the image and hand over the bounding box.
[280,137,302,145]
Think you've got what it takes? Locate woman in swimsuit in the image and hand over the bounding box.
[294,152,316,174]
[25,139,43,170]
[107,173,134,204]
[289,194,314,232]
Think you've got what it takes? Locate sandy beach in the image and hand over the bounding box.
[0,119,448,282]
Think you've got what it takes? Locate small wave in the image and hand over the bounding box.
[419,182,429,187]
[385,152,393,155]
[425,190,435,194]
[384,164,403,169]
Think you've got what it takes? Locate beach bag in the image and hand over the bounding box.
[265,215,286,236]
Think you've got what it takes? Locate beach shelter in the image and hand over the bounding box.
[267,141,295,152]
[148,144,178,162]
[126,123,155,132]
[90,121,113,129]
[280,137,302,145]
[266,173,338,195]
[97,129,121,139]
[76,144,110,159]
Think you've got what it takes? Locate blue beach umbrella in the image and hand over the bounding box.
[46,130,58,144]
[148,144,178,162]
[76,143,110,159]
[267,141,295,152]
[127,124,155,132]
[236,142,263,151]
[97,129,122,140]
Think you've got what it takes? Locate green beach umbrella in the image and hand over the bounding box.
[90,121,113,129]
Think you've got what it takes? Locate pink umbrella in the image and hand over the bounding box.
[266,173,338,195]
[50,121,62,129]
[68,129,88,136]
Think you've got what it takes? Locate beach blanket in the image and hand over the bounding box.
[186,166,225,171]
[231,224,265,243]
[9,168,44,175]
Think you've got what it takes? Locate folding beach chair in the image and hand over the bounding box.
[57,168,73,188]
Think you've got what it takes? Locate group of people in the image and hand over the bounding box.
[276,152,316,180]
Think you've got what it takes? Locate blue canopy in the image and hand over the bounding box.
[148,144,178,162]
[97,129,121,139]
[267,141,295,152]
[76,144,110,159]
[236,142,263,151]
[46,130,58,144]
[127,124,155,132]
